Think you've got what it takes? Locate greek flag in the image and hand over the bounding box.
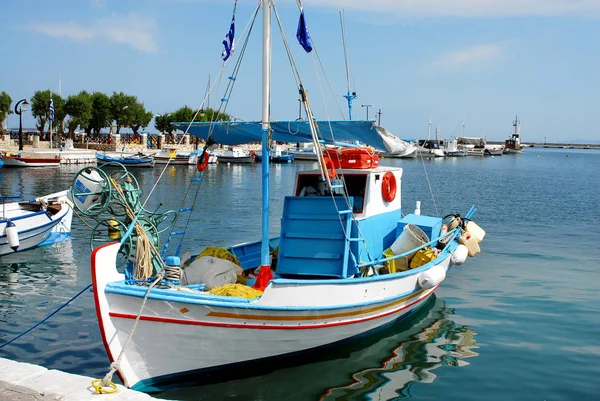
[296,10,312,53]
[221,15,235,61]
[49,98,55,122]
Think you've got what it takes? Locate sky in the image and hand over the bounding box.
[0,0,598,144]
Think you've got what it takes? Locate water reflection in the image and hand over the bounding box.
[156,295,478,401]
[320,296,478,400]
[0,241,78,324]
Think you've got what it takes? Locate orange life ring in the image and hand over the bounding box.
[381,171,396,202]
[323,157,336,179]
[479,140,485,147]
[197,152,209,172]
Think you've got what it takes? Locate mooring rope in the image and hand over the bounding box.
[0,284,92,349]
[98,271,165,390]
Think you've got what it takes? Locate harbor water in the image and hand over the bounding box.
[1,148,599,400]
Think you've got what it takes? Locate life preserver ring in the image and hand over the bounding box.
[323,157,336,179]
[381,171,396,202]
[479,140,485,147]
[197,152,209,172]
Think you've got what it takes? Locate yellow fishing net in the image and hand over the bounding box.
[208,284,263,299]
[199,247,241,266]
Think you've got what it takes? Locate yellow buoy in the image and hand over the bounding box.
[107,220,120,239]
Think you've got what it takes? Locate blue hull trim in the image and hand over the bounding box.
[37,232,71,247]
[130,294,435,393]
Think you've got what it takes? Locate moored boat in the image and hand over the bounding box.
[153,148,199,165]
[255,145,296,163]
[441,138,468,157]
[503,115,524,154]
[1,154,61,167]
[88,1,485,392]
[96,152,155,167]
[0,191,73,256]
[215,146,255,163]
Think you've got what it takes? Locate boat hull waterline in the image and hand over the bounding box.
[1,156,61,167]
[0,190,73,256]
[92,241,456,391]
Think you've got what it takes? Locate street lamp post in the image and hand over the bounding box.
[361,104,372,120]
[14,98,29,151]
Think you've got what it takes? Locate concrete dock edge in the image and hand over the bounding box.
[0,358,164,400]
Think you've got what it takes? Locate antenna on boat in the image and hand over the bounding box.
[340,10,357,120]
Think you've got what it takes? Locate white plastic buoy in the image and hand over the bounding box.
[418,265,446,289]
[451,244,469,265]
[5,220,19,251]
[414,200,421,215]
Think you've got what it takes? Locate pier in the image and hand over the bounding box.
[0,358,162,400]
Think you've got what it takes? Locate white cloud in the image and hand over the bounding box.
[304,0,600,17]
[25,14,158,53]
[429,44,504,71]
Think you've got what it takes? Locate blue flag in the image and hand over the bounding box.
[221,15,235,61]
[49,98,55,122]
[296,10,312,53]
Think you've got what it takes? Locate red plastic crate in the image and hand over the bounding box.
[325,148,379,169]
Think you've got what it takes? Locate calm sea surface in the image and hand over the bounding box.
[1,148,599,400]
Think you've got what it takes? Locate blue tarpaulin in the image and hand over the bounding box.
[172,120,388,151]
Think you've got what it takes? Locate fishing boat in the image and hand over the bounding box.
[153,147,199,165]
[96,152,155,167]
[0,191,73,256]
[1,153,61,167]
[415,122,445,158]
[255,145,295,163]
[215,146,255,164]
[441,138,468,157]
[293,147,319,161]
[87,1,484,392]
[503,116,524,154]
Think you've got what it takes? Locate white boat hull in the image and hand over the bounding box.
[154,155,198,165]
[92,241,454,391]
[216,155,254,164]
[0,190,73,256]
[1,156,61,167]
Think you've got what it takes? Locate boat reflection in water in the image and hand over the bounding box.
[156,295,478,400]
[320,296,478,400]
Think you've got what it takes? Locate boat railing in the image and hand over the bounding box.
[357,227,462,269]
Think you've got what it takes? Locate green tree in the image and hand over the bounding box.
[0,91,12,133]
[172,106,196,129]
[129,101,153,135]
[199,107,231,123]
[154,113,175,135]
[64,91,92,139]
[109,91,137,135]
[30,90,51,134]
[87,92,111,136]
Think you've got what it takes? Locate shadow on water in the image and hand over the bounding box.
[156,295,478,401]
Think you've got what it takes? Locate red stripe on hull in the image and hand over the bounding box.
[107,286,437,330]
